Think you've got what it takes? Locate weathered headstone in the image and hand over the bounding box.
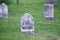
[44,4,54,20]
[21,13,35,34]
[1,3,8,18]
[0,5,3,17]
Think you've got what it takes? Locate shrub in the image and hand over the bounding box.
[0,0,12,5]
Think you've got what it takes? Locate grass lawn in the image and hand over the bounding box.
[0,0,60,40]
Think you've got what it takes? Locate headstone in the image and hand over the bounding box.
[0,5,3,17]
[47,0,57,6]
[1,3,8,18]
[21,13,35,34]
[44,4,54,20]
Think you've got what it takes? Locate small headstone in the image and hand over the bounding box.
[21,13,35,34]
[44,4,54,20]
[0,5,3,17]
[1,3,8,18]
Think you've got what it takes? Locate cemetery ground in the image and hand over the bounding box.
[0,0,60,40]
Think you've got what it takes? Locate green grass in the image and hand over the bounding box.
[0,0,60,40]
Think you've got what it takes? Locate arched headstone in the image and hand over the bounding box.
[21,13,35,34]
[1,3,8,18]
[44,4,54,20]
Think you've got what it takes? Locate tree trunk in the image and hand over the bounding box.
[17,0,19,4]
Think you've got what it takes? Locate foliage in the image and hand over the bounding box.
[0,0,12,5]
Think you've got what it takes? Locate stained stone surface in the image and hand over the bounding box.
[1,3,8,18]
[0,5,3,17]
[21,13,35,34]
[44,4,54,20]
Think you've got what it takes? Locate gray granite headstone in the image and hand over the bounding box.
[1,3,8,18]
[21,13,35,34]
[44,4,54,20]
[0,5,3,17]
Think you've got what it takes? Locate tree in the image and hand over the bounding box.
[16,0,19,4]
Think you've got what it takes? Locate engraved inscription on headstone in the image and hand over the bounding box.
[44,4,54,20]
[0,5,3,17]
[1,3,8,18]
[21,13,34,34]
